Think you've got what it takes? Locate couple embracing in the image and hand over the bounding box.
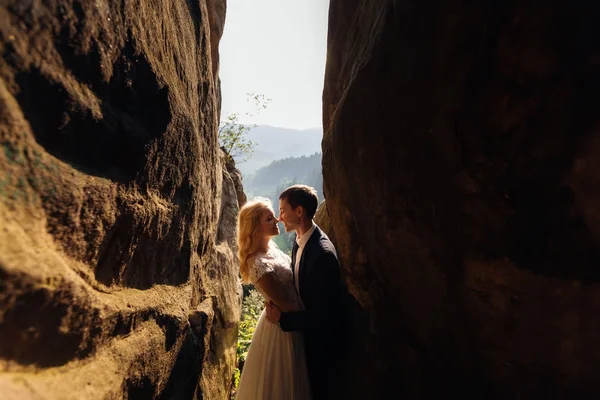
[235,185,353,400]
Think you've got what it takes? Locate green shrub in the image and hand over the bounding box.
[237,289,265,364]
[231,288,265,397]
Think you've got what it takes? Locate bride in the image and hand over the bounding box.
[235,198,311,400]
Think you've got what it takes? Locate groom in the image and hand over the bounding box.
[266,184,353,399]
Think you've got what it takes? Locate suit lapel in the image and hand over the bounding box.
[291,240,299,287]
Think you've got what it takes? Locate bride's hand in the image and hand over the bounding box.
[265,301,281,324]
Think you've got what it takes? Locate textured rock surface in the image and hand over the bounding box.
[223,148,247,208]
[324,1,600,398]
[0,0,241,399]
[314,200,334,245]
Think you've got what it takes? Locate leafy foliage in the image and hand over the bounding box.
[219,113,255,162]
[237,287,265,364]
[219,93,270,163]
[231,368,240,397]
[231,286,265,397]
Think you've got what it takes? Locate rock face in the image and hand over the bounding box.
[314,200,334,245]
[0,1,241,399]
[324,1,600,398]
[223,148,247,208]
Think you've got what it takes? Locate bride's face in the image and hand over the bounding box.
[259,208,280,238]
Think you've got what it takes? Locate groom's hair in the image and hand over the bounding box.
[279,185,318,220]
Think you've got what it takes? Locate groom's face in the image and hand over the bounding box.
[278,198,300,233]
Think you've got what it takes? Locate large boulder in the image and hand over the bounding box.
[0,1,241,399]
[324,1,600,398]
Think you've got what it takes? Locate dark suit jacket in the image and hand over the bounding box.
[279,226,352,399]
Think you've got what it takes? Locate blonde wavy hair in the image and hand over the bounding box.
[237,197,275,283]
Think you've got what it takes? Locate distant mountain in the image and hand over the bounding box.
[245,152,323,196]
[234,125,322,176]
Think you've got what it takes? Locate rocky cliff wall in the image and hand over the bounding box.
[323,1,600,398]
[0,1,241,399]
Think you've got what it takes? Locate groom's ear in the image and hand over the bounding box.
[296,205,305,219]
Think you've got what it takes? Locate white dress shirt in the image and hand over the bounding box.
[294,222,317,296]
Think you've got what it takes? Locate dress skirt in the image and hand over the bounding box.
[236,309,311,400]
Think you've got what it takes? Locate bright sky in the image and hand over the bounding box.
[219,0,329,130]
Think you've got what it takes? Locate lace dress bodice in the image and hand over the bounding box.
[249,247,301,307]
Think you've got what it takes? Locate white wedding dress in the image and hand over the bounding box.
[236,247,311,400]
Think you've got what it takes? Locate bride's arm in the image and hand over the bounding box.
[255,273,300,312]
[278,250,347,332]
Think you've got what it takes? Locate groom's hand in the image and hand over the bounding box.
[265,301,281,324]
